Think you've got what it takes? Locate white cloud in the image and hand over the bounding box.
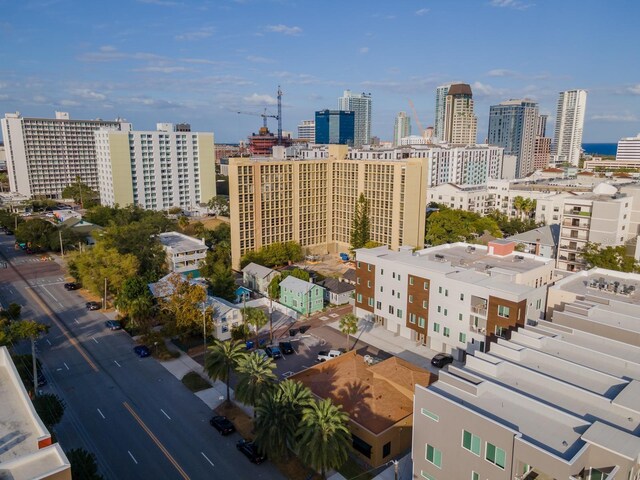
[265,24,302,36]
[175,27,214,41]
[72,89,107,101]
[489,0,534,10]
[471,81,503,96]
[59,99,81,107]
[628,84,640,95]
[359,47,369,54]
[415,8,429,15]
[32,95,48,104]
[246,55,274,64]
[133,65,190,73]
[590,113,638,122]
[487,68,517,77]
[78,46,163,62]
[243,93,277,106]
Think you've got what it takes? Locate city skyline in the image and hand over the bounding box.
[0,1,638,144]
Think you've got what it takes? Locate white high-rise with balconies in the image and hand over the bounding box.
[552,89,587,166]
[393,112,411,146]
[338,90,372,147]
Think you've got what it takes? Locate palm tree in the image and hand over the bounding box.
[204,339,246,404]
[338,313,359,351]
[255,389,293,460]
[234,351,276,412]
[297,399,351,479]
[513,196,525,220]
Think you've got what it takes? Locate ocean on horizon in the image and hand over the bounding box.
[582,143,617,156]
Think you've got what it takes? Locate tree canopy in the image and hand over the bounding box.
[240,241,303,269]
[62,180,99,208]
[350,193,371,252]
[581,243,639,272]
[207,196,230,217]
[425,209,502,246]
[157,273,211,334]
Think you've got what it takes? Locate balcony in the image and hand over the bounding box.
[562,219,589,229]
[559,243,583,252]
[564,209,592,217]
[469,316,487,333]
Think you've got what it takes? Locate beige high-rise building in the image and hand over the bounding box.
[443,83,478,145]
[229,145,428,269]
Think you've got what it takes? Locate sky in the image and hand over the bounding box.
[0,0,639,144]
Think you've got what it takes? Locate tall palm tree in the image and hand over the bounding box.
[254,389,293,461]
[297,399,351,479]
[234,351,276,412]
[204,339,246,404]
[339,313,358,351]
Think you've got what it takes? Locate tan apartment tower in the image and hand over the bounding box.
[443,84,478,145]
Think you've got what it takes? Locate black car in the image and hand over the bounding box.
[5,230,13,235]
[278,341,295,355]
[86,301,100,310]
[64,282,80,291]
[105,320,122,331]
[236,439,265,464]
[431,353,454,368]
[264,345,282,359]
[133,345,151,358]
[210,415,235,436]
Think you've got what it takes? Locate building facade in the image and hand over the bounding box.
[1,111,130,198]
[488,99,539,178]
[553,89,588,166]
[228,145,428,269]
[297,120,315,141]
[315,110,355,146]
[338,90,372,147]
[443,84,478,145]
[157,231,208,275]
[616,133,640,161]
[354,241,553,360]
[95,123,216,211]
[393,111,411,146]
[433,84,450,142]
[279,276,324,315]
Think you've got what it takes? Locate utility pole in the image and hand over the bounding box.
[393,460,399,480]
[58,229,64,258]
[103,278,108,310]
[31,336,38,397]
[202,302,207,363]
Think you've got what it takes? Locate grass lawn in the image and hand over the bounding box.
[181,371,211,392]
[214,402,321,480]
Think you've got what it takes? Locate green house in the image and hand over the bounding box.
[279,276,325,315]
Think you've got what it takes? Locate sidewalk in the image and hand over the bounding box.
[158,340,254,417]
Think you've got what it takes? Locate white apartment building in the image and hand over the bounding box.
[1,111,131,198]
[157,231,208,275]
[338,90,372,147]
[617,133,640,161]
[413,322,640,480]
[296,120,315,141]
[95,123,216,211]
[553,89,588,166]
[393,112,411,146]
[354,241,553,361]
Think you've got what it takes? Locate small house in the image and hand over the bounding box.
[279,276,324,315]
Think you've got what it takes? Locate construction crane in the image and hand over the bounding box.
[408,99,425,136]
[236,85,284,145]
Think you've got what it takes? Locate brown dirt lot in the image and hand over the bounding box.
[196,216,229,230]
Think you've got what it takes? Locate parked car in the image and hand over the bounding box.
[255,349,268,359]
[210,416,235,436]
[5,230,13,235]
[264,345,282,359]
[317,349,344,362]
[133,345,151,358]
[279,341,295,355]
[236,439,265,464]
[431,353,454,368]
[86,301,100,310]
[105,320,122,331]
[64,282,80,290]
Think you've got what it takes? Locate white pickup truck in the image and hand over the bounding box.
[317,349,344,362]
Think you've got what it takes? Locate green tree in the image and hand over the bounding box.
[207,196,230,216]
[240,241,303,269]
[581,243,639,272]
[208,263,237,301]
[234,351,277,412]
[32,393,65,430]
[338,313,358,351]
[425,209,502,246]
[204,339,246,403]
[350,192,370,252]
[11,319,49,396]
[62,179,99,208]
[297,399,351,479]
[242,307,268,341]
[115,277,154,331]
[66,448,104,480]
[15,218,56,251]
[157,273,210,334]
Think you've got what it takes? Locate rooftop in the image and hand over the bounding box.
[551,268,640,309]
[157,231,206,254]
[318,277,355,294]
[507,224,560,247]
[279,275,321,295]
[293,351,434,434]
[242,262,276,279]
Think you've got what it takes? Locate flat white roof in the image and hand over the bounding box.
[157,231,206,254]
[551,268,640,309]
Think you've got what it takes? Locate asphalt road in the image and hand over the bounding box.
[0,233,283,480]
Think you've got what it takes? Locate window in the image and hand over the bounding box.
[368,298,374,307]
[462,431,480,456]
[458,313,463,321]
[398,274,401,281]
[409,277,414,285]
[423,300,428,309]
[420,472,436,480]
[445,289,448,297]
[425,444,442,468]
[535,299,542,309]
[485,442,506,469]
[388,305,395,314]
[460,293,464,301]
[437,306,441,313]
[397,309,403,319]
[382,442,391,458]
[424,281,429,290]
[357,294,362,303]
[497,305,510,318]
[418,317,425,328]
[367,280,371,287]
[352,434,372,459]
[393,272,396,279]
[409,313,416,324]
[409,295,414,303]
[357,261,361,268]
[438,286,442,294]
[471,472,479,480]
[444,309,448,316]
[589,469,605,480]
[357,278,361,285]
[433,322,440,333]
[376,301,381,309]
[421,408,439,421]
[459,333,467,343]
[443,327,450,338]
[367,264,371,272]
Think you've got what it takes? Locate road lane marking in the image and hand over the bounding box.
[201,452,214,467]
[92,337,98,344]
[114,360,121,368]
[41,285,58,303]
[97,408,105,419]
[46,339,51,346]
[161,409,171,420]
[64,362,69,371]
[123,402,190,480]
[128,451,138,465]
[74,319,79,324]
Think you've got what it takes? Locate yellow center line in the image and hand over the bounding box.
[123,402,191,480]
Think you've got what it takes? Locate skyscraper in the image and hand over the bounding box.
[338,90,372,147]
[297,120,315,141]
[487,99,539,178]
[315,110,355,146]
[393,112,411,146]
[433,84,450,141]
[552,89,588,166]
[442,84,477,145]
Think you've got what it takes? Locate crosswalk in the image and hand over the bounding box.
[26,277,66,287]
[12,257,54,265]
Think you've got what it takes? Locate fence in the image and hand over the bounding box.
[242,297,299,320]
